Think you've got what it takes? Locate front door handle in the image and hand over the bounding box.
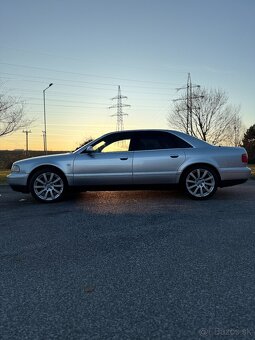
[120,157,128,160]
[170,155,179,158]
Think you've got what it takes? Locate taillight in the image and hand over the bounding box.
[242,153,248,163]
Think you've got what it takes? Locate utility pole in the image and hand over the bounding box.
[43,83,53,154]
[22,130,32,156]
[109,85,130,131]
[173,73,203,135]
[42,131,46,152]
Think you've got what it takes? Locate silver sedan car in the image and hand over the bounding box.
[7,129,250,202]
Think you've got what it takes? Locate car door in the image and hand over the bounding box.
[73,132,134,186]
[132,131,189,184]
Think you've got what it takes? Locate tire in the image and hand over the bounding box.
[182,166,218,200]
[29,168,66,203]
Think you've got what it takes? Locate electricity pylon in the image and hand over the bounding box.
[173,73,203,135]
[109,85,130,131]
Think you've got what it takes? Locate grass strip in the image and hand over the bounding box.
[0,170,10,184]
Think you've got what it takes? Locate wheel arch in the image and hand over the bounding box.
[27,165,68,189]
[179,162,221,185]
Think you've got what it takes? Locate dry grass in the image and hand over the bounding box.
[249,164,255,179]
[0,170,10,184]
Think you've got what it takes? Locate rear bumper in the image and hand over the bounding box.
[219,167,251,181]
[219,178,248,188]
[219,167,250,187]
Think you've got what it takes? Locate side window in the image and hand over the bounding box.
[101,139,131,152]
[91,133,132,153]
[133,136,161,150]
[164,133,192,148]
[132,132,192,151]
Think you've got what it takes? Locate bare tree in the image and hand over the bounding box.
[232,111,245,146]
[242,124,255,163]
[168,88,243,145]
[0,90,29,137]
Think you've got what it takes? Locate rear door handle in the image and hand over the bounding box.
[120,157,128,160]
[170,155,179,158]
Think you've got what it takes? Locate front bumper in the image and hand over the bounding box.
[7,173,29,193]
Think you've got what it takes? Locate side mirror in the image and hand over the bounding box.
[85,145,95,153]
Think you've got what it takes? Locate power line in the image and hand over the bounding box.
[1,72,177,91]
[26,98,167,110]
[1,72,117,87]
[0,76,174,96]
[26,97,108,106]
[0,61,180,86]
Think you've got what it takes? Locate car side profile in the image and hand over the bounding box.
[7,129,251,203]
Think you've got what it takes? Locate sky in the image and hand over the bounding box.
[0,0,254,151]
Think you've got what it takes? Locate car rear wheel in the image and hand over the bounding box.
[30,168,66,203]
[183,166,218,200]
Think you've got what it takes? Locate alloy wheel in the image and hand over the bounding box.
[185,168,216,198]
[33,172,64,201]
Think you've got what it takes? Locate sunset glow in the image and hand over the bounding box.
[0,0,254,151]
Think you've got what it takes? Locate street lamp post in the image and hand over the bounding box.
[43,83,53,154]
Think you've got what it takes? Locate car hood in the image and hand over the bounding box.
[13,153,72,165]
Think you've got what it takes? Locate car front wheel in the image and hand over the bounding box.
[183,166,218,200]
[30,168,66,203]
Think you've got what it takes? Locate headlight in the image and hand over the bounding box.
[11,164,20,173]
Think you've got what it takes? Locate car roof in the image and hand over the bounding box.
[100,129,211,148]
[74,129,211,153]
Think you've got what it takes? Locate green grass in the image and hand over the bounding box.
[0,170,10,184]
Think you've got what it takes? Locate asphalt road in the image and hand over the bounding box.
[1,182,255,340]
